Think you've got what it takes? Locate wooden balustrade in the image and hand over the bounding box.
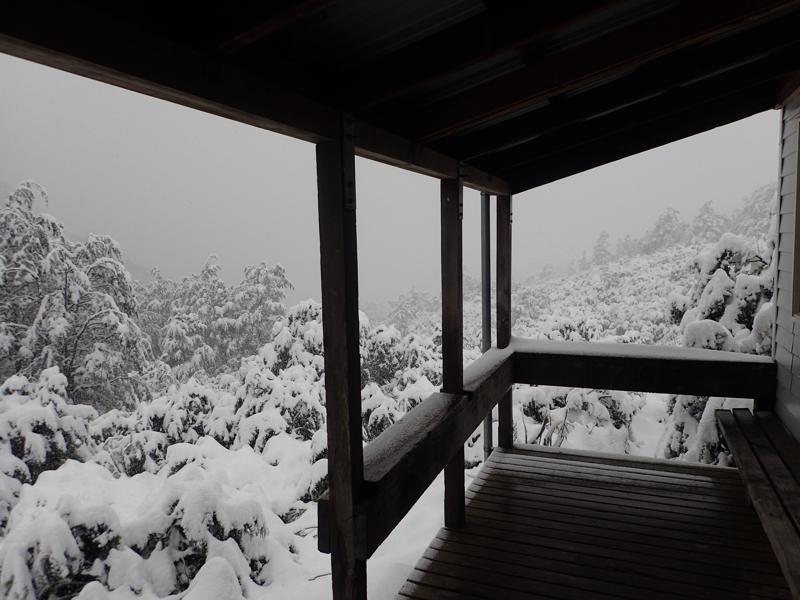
[318,338,776,558]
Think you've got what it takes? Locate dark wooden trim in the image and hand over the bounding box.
[315,115,366,600]
[512,338,776,404]
[497,194,513,448]
[441,176,465,528]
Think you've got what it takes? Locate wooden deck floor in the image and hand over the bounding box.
[396,446,791,600]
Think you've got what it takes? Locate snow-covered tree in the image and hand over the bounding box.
[615,234,639,258]
[137,258,292,380]
[691,200,729,242]
[659,191,777,464]
[387,287,437,335]
[641,207,686,253]
[592,231,612,265]
[0,183,152,411]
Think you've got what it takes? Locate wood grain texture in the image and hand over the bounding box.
[512,337,776,409]
[496,194,513,448]
[717,409,800,598]
[441,177,465,528]
[315,117,366,600]
[395,447,790,600]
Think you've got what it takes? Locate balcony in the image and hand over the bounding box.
[319,338,780,598]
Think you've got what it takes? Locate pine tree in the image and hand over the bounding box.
[691,201,730,242]
[593,231,612,265]
[641,207,686,253]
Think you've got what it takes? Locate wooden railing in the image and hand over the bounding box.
[318,337,776,558]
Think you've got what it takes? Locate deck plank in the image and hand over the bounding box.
[395,447,791,599]
[471,470,755,518]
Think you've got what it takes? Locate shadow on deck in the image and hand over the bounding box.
[397,446,790,600]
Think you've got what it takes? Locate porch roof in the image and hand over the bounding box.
[3,1,800,195]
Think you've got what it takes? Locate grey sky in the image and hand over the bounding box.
[0,53,781,306]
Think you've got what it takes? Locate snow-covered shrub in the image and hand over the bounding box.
[0,369,96,528]
[361,384,398,441]
[513,386,644,454]
[683,320,737,351]
[0,464,122,600]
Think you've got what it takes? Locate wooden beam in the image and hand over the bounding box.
[513,338,776,405]
[504,81,779,194]
[497,194,513,448]
[441,176,465,528]
[405,0,800,142]
[441,16,800,161]
[217,0,335,55]
[0,2,509,195]
[354,122,510,195]
[316,116,365,600]
[481,192,493,459]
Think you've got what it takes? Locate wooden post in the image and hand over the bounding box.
[497,194,513,449]
[480,192,493,460]
[441,176,465,528]
[316,115,366,600]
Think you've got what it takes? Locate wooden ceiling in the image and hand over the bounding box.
[3,1,800,194]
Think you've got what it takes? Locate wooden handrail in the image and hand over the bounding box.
[318,347,513,557]
[511,337,776,406]
[318,338,776,557]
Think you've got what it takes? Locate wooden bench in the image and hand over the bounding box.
[717,408,800,598]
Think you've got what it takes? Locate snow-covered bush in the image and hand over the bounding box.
[514,386,644,454]
[0,368,96,529]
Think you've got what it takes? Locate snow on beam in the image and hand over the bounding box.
[511,337,776,408]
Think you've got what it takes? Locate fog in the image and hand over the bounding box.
[0,53,781,306]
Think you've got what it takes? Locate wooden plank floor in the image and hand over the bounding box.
[397,446,791,600]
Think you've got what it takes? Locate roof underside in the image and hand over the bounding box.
[3,1,800,194]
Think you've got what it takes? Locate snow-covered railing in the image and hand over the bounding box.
[318,346,514,557]
[318,338,775,558]
[511,337,776,405]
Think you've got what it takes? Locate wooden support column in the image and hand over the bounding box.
[480,192,493,460]
[497,194,513,449]
[316,115,366,600]
[441,176,465,528]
